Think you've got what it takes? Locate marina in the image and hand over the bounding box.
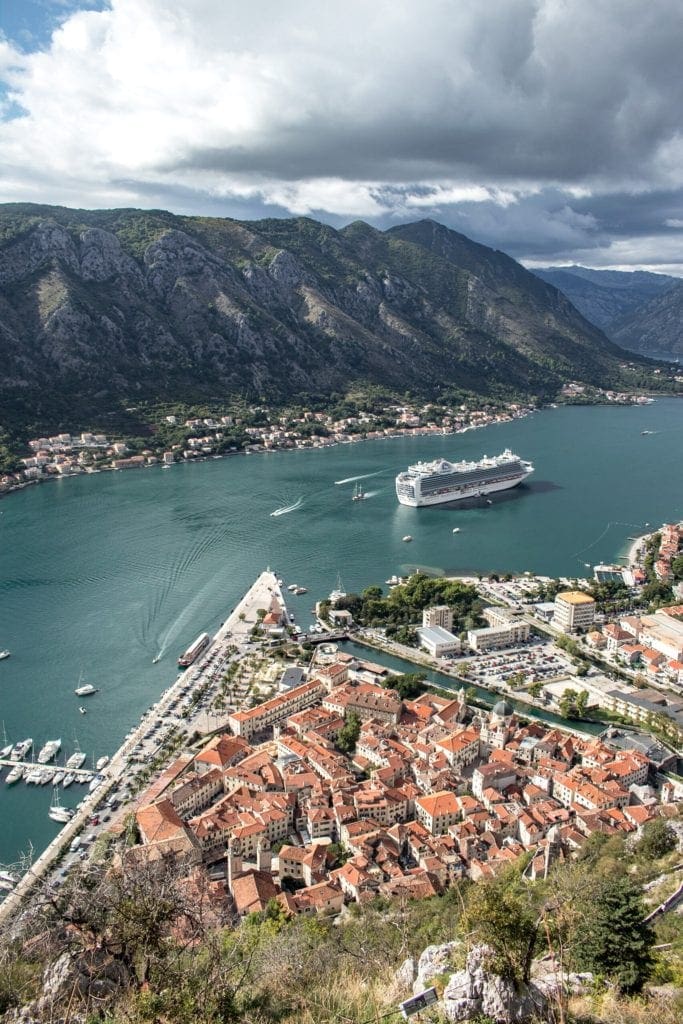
[0,399,682,870]
[0,759,95,784]
[0,568,284,921]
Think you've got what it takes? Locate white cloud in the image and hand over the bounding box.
[0,0,682,269]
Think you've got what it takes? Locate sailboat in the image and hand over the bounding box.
[48,789,74,824]
[329,573,346,604]
[351,482,366,501]
[74,668,99,698]
[0,723,11,759]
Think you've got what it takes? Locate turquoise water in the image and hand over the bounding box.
[1,399,682,865]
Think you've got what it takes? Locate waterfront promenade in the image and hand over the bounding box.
[0,569,282,926]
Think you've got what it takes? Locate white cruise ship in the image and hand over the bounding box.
[395,449,533,507]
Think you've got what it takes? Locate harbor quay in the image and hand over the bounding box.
[0,569,285,924]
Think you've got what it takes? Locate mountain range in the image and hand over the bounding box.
[0,204,669,442]
[534,266,682,357]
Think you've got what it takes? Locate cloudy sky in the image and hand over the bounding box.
[1,0,683,273]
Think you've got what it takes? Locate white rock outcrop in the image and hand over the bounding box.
[412,941,460,995]
[441,945,547,1024]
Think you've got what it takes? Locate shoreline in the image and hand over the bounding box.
[0,404,535,502]
[0,569,282,924]
[3,391,675,504]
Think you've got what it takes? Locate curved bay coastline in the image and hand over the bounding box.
[1,398,683,868]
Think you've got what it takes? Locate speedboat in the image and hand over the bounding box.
[402,535,412,542]
[0,651,10,661]
[0,744,13,759]
[0,870,18,891]
[79,707,87,715]
[452,527,461,534]
[95,756,109,771]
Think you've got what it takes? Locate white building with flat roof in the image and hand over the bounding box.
[417,625,461,658]
[467,621,530,651]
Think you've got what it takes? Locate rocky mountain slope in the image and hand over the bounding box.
[609,279,683,358]
[0,204,661,437]
[534,265,679,352]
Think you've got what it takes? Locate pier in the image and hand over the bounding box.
[0,759,94,783]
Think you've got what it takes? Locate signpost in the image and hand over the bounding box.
[399,987,438,1019]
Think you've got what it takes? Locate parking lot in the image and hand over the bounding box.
[466,640,575,689]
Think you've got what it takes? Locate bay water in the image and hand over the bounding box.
[1,399,682,866]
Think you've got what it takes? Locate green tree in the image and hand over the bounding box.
[636,818,677,860]
[642,580,674,607]
[558,688,578,718]
[384,672,426,699]
[461,870,539,983]
[574,690,589,716]
[571,875,653,992]
[337,711,361,754]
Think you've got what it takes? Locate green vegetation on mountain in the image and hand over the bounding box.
[0,203,676,454]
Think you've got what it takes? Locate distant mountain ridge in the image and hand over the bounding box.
[533,265,679,354]
[609,280,683,358]
[0,204,664,439]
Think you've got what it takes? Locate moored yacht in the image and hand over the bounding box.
[10,738,32,761]
[37,739,62,764]
[5,764,24,785]
[65,750,87,770]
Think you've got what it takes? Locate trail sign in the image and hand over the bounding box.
[399,987,438,1018]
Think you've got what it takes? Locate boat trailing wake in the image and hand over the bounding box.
[334,470,384,485]
[270,497,303,517]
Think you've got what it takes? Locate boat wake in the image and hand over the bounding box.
[334,471,384,486]
[270,497,303,517]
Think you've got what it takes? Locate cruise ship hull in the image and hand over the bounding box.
[395,452,532,507]
[397,471,529,507]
